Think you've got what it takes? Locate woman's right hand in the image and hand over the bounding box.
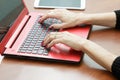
[39,9,90,29]
[43,31,88,51]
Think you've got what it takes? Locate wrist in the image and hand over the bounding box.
[77,13,93,25]
[84,14,98,25]
[77,38,90,51]
[80,39,94,52]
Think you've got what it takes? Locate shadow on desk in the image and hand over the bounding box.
[2,54,84,67]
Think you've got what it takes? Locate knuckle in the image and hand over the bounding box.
[52,40,56,43]
[49,35,53,39]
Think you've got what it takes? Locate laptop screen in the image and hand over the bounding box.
[0,0,24,41]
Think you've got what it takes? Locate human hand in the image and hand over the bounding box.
[40,9,89,29]
[43,31,88,51]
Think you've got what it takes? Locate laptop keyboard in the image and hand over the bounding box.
[18,16,62,55]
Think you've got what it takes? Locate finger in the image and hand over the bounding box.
[49,24,63,29]
[49,23,69,29]
[47,38,62,48]
[43,35,53,46]
[43,34,50,44]
[43,32,57,46]
[39,14,50,23]
[39,11,58,23]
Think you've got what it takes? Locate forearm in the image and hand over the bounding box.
[81,40,117,71]
[78,12,116,28]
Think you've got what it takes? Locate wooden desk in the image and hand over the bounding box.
[0,0,120,80]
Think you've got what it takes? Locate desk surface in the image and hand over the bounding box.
[0,0,120,80]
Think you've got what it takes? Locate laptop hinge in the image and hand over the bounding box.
[5,15,31,48]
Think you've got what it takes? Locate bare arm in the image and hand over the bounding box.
[82,40,117,71]
[43,31,117,71]
[40,9,120,79]
[86,12,116,28]
[40,9,117,29]
[41,9,118,71]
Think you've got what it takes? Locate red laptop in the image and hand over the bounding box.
[0,0,91,63]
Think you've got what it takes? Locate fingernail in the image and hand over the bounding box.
[39,18,43,23]
[40,15,43,18]
[49,26,53,29]
[46,45,50,49]
[41,41,44,46]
